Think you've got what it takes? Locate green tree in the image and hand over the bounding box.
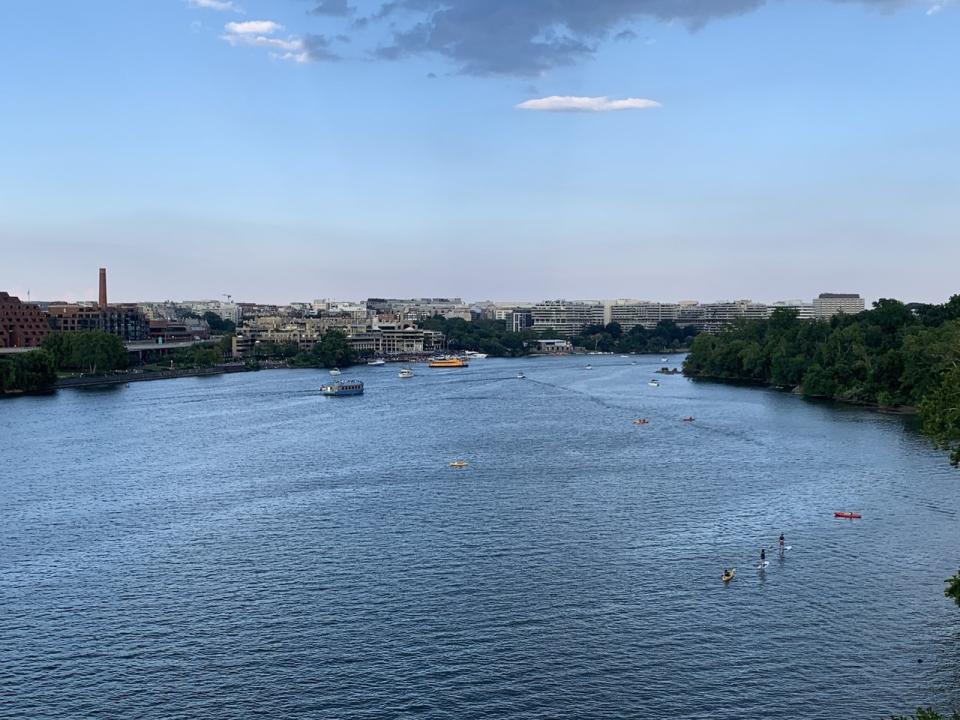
[945,570,960,607]
[920,364,960,466]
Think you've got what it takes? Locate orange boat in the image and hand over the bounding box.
[834,511,862,519]
[632,419,650,425]
[429,356,468,368]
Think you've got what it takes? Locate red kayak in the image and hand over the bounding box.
[834,511,862,519]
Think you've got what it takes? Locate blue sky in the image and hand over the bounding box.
[1,0,957,304]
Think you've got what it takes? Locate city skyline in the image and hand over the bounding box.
[2,1,959,303]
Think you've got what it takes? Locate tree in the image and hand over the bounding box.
[0,350,57,394]
[919,364,960,466]
[310,330,356,368]
[890,710,960,720]
[202,311,236,334]
[946,571,960,607]
[43,331,128,375]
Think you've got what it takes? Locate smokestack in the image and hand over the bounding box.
[99,268,107,307]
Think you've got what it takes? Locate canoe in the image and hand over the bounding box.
[722,569,736,582]
[834,511,862,519]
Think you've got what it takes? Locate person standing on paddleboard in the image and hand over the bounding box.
[760,548,766,564]
[779,534,785,552]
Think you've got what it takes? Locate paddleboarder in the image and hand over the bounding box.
[779,534,785,552]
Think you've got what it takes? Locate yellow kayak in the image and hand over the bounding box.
[722,569,736,583]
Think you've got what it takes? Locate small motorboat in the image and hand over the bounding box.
[398,368,414,379]
[516,371,526,379]
[632,418,650,425]
[448,460,468,469]
[682,416,695,422]
[585,364,593,370]
[722,568,736,583]
[660,357,668,362]
[834,511,862,519]
[367,359,386,366]
[648,380,660,387]
[329,367,342,376]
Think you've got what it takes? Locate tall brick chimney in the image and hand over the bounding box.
[99,267,107,307]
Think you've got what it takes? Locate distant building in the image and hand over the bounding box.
[0,292,50,348]
[532,301,604,337]
[813,293,865,318]
[47,303,149,342]
[533,339,573,354]
[510,311,534,333]
[608,301,681,331]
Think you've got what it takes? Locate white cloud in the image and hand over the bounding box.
[224,20,282,35]
[515,96,662,112]
[186,0,241,11]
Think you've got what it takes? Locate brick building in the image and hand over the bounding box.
[0,292,51,348]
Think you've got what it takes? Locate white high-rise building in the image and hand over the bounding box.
[813,293,865,318]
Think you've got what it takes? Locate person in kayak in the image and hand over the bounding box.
[779,534,785,552]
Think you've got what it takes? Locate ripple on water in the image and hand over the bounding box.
[1,356,958,720]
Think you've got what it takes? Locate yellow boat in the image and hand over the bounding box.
[430,357,468,368]
[722,568,736,583]
[448,460,468,469]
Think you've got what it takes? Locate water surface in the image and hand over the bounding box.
[2,355,958,719]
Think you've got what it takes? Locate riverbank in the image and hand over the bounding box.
[55,364,249,389]
[684,372,919,415]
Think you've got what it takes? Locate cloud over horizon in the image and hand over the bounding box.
[516,95,662,112]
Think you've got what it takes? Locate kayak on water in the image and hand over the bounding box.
[834,511,862,519]
[722,568,736,583]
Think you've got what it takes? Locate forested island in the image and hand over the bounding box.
[683,297,960,466]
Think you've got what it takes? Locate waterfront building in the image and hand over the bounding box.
[0,292,50,348]
[510,311,534,333]
[532,301,605,337]
[608,301,682,331]
[148,319,211,343]
[813,293,865,318]
[367,297,472,323]
[47,302,149,342]
[533,339,573,354]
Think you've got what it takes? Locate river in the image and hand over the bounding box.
[2,354,958,719]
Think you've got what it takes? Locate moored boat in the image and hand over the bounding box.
[320,380,364,396]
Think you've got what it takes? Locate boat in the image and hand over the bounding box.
[464,351,488,359]
[661,357,668,362]
[367,359,386,366]
[429,356,468,368]
[398,368,414,379]
[834,511,862,519]
[448,460,468,469]
[722,568,736,583]
[585,364,592,370]
[682,416,695,422]
[328,367,342,376]
[632,418,650,425]
[516,371,526,379]
[319,380,364,396]
[648,380,660,387]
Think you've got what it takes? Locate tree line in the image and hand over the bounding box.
[419,317,536,357]
[571,321,699,354]
[682,297,960,466]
